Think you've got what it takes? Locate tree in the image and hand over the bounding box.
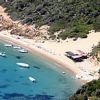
[93,16,100,32]
[98,69,100,79]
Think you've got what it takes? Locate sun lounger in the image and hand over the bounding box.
[77,50,87,56]
[77,50,87,59]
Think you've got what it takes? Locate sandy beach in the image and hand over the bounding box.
[0,31,81,74]
[0,30,100,82]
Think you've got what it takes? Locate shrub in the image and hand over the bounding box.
[2,0,100,39]
[58,31,69,40]
[49,21,65,33]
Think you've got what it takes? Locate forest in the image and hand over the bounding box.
[1,0,100,39]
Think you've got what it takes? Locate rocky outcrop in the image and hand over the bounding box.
[0,14,49,40]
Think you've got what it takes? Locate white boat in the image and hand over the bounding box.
[16,63,29,68]
[28,76,36,82]
[62,72,66,74]
[0,52,6,57]
[4,44,12,47]
[13,46,21,49]
[18,49,28,53]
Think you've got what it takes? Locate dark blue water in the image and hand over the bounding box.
[0,40,81,100]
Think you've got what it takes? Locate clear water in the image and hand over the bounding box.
[0,40,81,100]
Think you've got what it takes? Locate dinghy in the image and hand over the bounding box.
[4,44,12,47]
[16,63,29,68]
[18,49,28,53]
[28,76,36,82]
[0,52,6,57]
[13,46,21,49]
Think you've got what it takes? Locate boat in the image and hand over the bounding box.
[0,52,6,57]
[62,72,66,74]
[16,63,29,68]
[18,49,28,53]
[4,44,12,47]
[28,76,36,82]
[13,46,21,49]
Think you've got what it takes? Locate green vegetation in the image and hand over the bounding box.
[69,79,100,100]
[1,0,100,39]
[90,42,100,62]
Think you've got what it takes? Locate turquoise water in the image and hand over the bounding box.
[0,40,81,100]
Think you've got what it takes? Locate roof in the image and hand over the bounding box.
[65,51,82,59]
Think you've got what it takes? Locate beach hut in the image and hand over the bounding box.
[65,51,83,62]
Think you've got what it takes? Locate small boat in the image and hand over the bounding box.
[18,49,28,53]
[16,63,29,68]
[28,76,36,82]
[4,44,12,47]
[0,52,6,57]
[62,72,66,74]
[13,46,21,49]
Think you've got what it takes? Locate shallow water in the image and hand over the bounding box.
[0,40,81,100]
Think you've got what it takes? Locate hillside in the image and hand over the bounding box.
[1,0,100,40]
[69,79,100,100]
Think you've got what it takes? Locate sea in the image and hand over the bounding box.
[0,40,81,100]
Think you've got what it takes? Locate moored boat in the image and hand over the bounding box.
[4,44,12,47]
[16,63,29,68]
[0,52,6,57]
[13,46,21,49]
[18,49,28,53]
[62,72,66,74]
[28,76,36,82]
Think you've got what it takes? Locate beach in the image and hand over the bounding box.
[0,31,80,74]
[0,30,100,82]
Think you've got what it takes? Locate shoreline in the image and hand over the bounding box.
[0,30,100,83]
[0,31,81,75]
